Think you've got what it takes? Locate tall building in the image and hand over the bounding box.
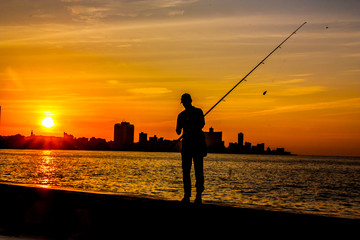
[244,142,252,153]
[114,122,134,149]
[256,143,265,153]
[139,132,147,144]
[204,127,224,152]
[238,132,244,147]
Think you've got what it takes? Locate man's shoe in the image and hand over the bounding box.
[181,196,190,204]
[194,196,202,205]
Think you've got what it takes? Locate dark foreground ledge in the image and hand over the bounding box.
[0,183,358,239]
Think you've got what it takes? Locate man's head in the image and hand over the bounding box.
[181,93,192,109]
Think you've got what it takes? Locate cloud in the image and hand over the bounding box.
[0,0,199,25]
[247,98,360,116]
[342,53,360,58]
[64,0,197,23]
[31,13,55,19]
[61,0,82,2]
[342,69,360,75]
[290,73,313,78]
[272,78,307,85]
[275,86,326,96]
[127,87,172,95]
[150,0,198,8]
[67,5,111,23]
[3,67,25,91]
[168,10,184,16]
[107,80,119,85]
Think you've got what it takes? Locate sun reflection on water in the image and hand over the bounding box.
[37,150,56,186]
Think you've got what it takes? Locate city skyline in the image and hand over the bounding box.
[0,105,289,152]
[0,0,359,156]
[0,121,290,155]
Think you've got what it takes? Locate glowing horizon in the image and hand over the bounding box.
[0,0,359,156]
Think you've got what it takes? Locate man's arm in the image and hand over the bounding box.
[199,109,205,129]
[176,114,182,135]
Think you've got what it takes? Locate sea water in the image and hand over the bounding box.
[0,149,359,219]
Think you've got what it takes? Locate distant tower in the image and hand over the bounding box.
[114,122,134,149]
[238,132,244,147]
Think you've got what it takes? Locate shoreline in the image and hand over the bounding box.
[0,147,294,156]
[0,183,358,239]
[1,181,358,220]
[3,148,360,158]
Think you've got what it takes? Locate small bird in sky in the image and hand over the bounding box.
[326,26,329,29]
[263,91,267,95]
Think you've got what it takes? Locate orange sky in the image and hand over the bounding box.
[0,0,359,156]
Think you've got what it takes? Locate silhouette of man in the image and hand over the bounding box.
[176,93,206,204]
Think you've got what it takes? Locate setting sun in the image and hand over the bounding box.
[41,117,55,128]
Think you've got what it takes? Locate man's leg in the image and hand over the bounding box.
[193,155,204,203]
[181,152,192,199]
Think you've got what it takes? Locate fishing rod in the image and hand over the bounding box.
[204,21,307,117]
[172,22,307,148]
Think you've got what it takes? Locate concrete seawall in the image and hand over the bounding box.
[0,183,358,239]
